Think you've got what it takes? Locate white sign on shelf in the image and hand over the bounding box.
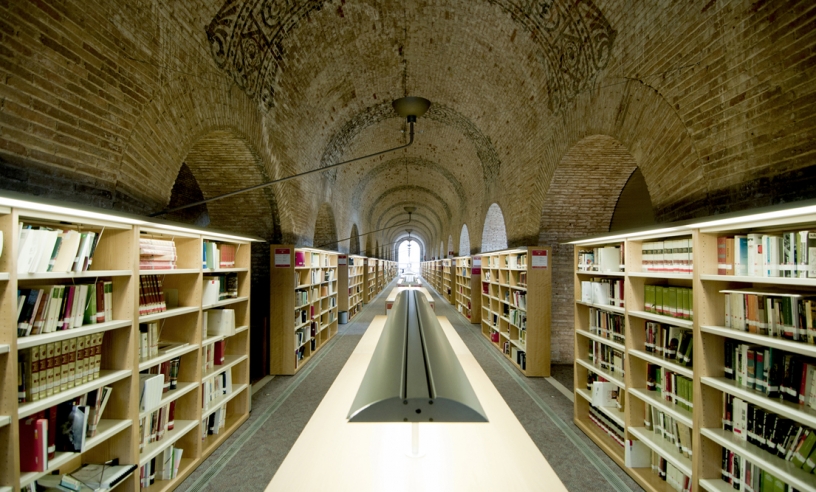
[338,255,347,265]
[531,249,548,269]
[275,248,291,268]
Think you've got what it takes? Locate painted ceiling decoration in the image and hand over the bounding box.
[206,0,615,114]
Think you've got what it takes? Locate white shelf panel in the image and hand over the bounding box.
[140,268,200,275]
[138,344,199,371]
[202,296,249,310]
[0,415,9,428]
[575,358,625,388]
[699,479,734,492]
[233,325,249,335]
[20,451,76,487]
[575,300,626,315]
[575,270,626,277]
[18,319,132,350]
[627,271,693,280]
[202,334,225,347]
[627,309,693,328]
[139,305,199,323]
[576,388,625,428]
[700,273,816,287]
[202,383,249,419]
[701,427,816,492]
[575,329,625,352]
[203,354,248,380]
[0,486,12,492]
[85,419,132,450]
[628,349,693,379]
[140,382,198,419]
[0,272,8,281]
[701,325,816,358]
[19,370,131,418]
[205,267,249,273]
[702,376,816,428]
[139,419,198,466]
[18,269,132,280]
[0,344,8,355]
[509,339,526,351]
[628,387,693,428]
[628,426,692,477]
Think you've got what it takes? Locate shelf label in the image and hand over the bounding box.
[531,249,548,269]
[275,248,291,268]
[473,256,482,274]
[338,255,347,265]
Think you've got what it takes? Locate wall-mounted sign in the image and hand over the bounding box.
[531,249,548,269]
[274,248,291,268]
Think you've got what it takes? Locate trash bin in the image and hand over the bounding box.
[339,311,348,324]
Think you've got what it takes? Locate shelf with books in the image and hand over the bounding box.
[0,192,258,492]
[269,247,339,375]
[338,255,365,322]
[139,420,198,466]
[441,259,453,304]
[575,387,626,428]
[201,296,248,310]
[628,425,693,477]
[363,258,377,304]
[453,256,481,324]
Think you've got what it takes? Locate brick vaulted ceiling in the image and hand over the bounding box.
[1,0,816,254]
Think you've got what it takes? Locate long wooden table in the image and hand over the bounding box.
[267,315,567,492]
[385,286,435,313]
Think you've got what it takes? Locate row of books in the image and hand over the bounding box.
[18,387,112,472]
[724,392,816,469]
[204,308,237,337]
[724,341,816,407]
[588,341,625,378]
[17,281,113,337]
[644,285,693,321]
[588,308,625,343]
[587,404,624,447]
[501,344,526,369]
[507,308,526,329]
[18,333,104,403]
[723,289,816,343]
[716,232,816,278]
[140,237,177,270]
[139,275,167,315]
[202,405,228,441]
[18,226,101,274]
[720,447,802,492]
[644,323,693,367]
[295,250,331,267]
[651,453,691,492]
[644,403,693,459]
[504,289,526,309]
[647,364,694,412]
[139,401,176,451]
[202,368,232,412]
[577,245,624,273]
[580,278,624,308]
[590,380,624,411]
[140,445,183,490]
[641,239,693,273]
[203,340,226,373]
[308,268,335,284]
[202,273,239,306]
[203,240,236,269]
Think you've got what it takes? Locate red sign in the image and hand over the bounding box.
[531,249,548,269]
[274,248,291,268]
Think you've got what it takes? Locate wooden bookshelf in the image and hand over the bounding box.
[338,255,365,322]
[376,259,385,293]
[571,200,816,492]
[480,247,552,377]
[269,247,339,375]
[363,258,377,304]
[453,256,481,324]
[441,259,454,304]
[0,194,256,492]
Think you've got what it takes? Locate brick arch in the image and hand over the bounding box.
[165,163,210,228]
[375,240,379,259]
[313,203,338,249]
[481,203,508,253]
[447,235,454,258]
[367,186,452,230]
[539,134,642,364]
[459,224,471,256]
[349,224,361,255]
[394,235,425,263]
[180,130,279,241]
[374,203,444,241]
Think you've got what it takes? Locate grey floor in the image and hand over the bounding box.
[176,279,643,491]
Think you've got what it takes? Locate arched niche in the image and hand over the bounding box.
[481,203,508,253]
[459,224,471,256]
[313,203,338,249]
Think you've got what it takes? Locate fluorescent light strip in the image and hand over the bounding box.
[568,227,686,245]
[692,205,816,229]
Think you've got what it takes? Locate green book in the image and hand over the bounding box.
[793,429,815,468]
[83,284,97,325]
[667,287,678,318]
[655,286,664,315]
[688,289,693,321]
[645,285,655,313]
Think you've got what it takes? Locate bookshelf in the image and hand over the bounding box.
[0,193,256,492]
[453,256,481,324]
[269,247,338,375]
[571,200,816,492]
[338,255,365,322]
[480,247,552,377]
[441,259,454,304]
[363,258,377,304]
[376,259,385,293]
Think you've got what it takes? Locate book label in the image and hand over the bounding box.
[531,250,548,268]
[473,256,481,274]
[338,255,347,265]
[274,248,291,268]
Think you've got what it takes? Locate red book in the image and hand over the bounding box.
[95,280,105,322]
[167,400,176,430]
[214,340,225,365]
[19,417,48,472]
[717,237,727,275]
[61,286,75,330]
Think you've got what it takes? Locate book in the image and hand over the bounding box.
[68,461,138,490]
[19,416,48,472]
